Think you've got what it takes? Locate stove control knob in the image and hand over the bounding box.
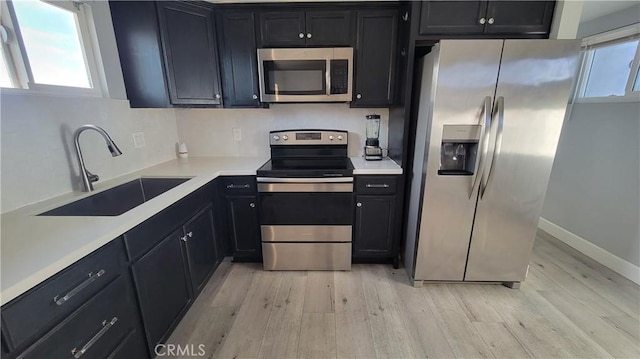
[329,135,335,140]
[273,135,280,141]
[282,135,289,141]
[337,135,344,141]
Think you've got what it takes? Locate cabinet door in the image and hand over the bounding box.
[226,196,262,260]
[354,195,396,257]
[305,11,353,46]
[157,2,222,105]
[353,10,398,107]
[259,11,306,47]
[485,1,554,35]
[183,207,219,295]
[131,229,191,348]
[418,1,488,35]
[218,11,261,108]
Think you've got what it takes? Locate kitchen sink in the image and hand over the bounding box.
[39,177,191,216]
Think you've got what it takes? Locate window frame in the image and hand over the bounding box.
[0,0,103,97]
[574,23,640,104]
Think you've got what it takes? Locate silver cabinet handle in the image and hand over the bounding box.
[180,235,187,242]
[252,94,258,100]
[54,269,105,305]
[250,202,256,208]
[226,184,250,189]
[71,317,117,358]
[356,93,362,99]
[479,17,486,24]
[356,202,362,207]
[298,32,304,39]
[187,231,193,238]
[488,17,495,24]
[215,94,221,99]
[307,33,312,39]
[365,184,389,188]
[402,11,409,21]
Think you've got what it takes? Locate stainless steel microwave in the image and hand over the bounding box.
[257,48,353,103]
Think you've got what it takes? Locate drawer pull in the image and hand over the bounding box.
[227,184,250,189]
[365,184,390,188]
[71,317,118,358]
[54,269,106,305]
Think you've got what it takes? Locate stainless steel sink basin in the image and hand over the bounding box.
[39,177,191,216]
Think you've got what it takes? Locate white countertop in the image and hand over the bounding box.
[350,156,403,175]
[0,157,267,305]
[0,155,401,305]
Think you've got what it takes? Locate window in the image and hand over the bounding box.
[576,24,640,101]
[0,0,101,95]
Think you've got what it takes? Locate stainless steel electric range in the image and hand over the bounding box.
[256,129,353,271]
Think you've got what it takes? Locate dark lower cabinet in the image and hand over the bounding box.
[131,228,191,351]
[352,9,398,107]
[182,206,219,295]
[217,10,261,107]
[157,2,223,106]
[226,196,262,261]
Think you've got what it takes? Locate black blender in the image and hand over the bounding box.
[364,114,383,161]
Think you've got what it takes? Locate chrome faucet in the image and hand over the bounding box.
[74,124,123,192]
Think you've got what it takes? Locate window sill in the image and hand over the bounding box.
[0,86,103,99]
[573,96,640,104]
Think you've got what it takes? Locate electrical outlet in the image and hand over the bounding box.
[233,127,242,142]
[132,132,146,148]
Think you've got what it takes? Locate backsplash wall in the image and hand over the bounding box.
[175,104,389,158]
[1,93,179,213]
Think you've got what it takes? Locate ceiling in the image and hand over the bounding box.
[580,0,640,22]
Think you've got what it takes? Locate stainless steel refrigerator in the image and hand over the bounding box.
[405,39,580,287]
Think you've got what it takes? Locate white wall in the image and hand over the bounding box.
[175,104,389,158]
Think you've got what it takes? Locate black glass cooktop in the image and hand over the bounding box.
[257,158,354,178]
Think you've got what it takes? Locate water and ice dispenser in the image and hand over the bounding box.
[438,125,481,176]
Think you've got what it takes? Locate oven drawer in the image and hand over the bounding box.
[261,225,351,242]
[262,243,351,270]
[259,192,353,225]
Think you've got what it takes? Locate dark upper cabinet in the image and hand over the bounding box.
[485,1,555,35]
[352,9,398,107]
[157,2,223,105]
[419,1,488,35]
[109,1,170,108]
[182,206,219,295]
[226,196,262,261]
[259,10,353,47]
[131,228,191,349]
[417,1,555,37]
[217,10,261,107]
[354,195,396,257]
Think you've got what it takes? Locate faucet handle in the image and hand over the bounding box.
[86,171,99,183]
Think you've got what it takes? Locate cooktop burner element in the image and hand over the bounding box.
[257,129,353,178]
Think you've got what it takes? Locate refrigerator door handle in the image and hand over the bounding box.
[481,96,504,199]
[469,96,493,199]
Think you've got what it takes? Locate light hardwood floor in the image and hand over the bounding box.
[166,231,640,359]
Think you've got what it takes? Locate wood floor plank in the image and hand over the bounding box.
[304,271,335,313]
[215,271,281,359]
[451,284,503,323]
[539,290,640,358]
[482,285,613,359]
[473,322,532,358]
[385,267,455,359]
[422,284,495,359]
[210,263,260,307]
[258,271,307,359]
[334,266,377,359]
[297,313,337,359]
[520,266,564,292]
[361,265,417,358]
[602,315,640,342]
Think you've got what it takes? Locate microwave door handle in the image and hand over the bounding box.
[326,59,331,96]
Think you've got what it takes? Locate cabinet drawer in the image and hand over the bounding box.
[2,240,125,350]
[17,276,137,359]
[223,176,257,194]
[106,328,148,359]
[356,176,397,194]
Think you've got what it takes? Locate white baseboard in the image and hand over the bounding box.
[538,217,640,285]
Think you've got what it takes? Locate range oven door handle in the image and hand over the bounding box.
[257,177,353,183]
